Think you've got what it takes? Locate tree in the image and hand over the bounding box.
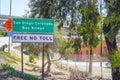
[28,0,82,76]
[28,0,56,76]
[77,0,100,74]
[28,0,107,77]
[55,0,83,59]
[23,43,40,56]
[103,0,120,52]
[28,0,57,18]
[103,0,120,79]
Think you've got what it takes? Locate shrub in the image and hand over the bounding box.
[1,64,41,80]
[0,51,20,62]
[0,30,7,36]
[29,53,34,63]
[108,49,120,68]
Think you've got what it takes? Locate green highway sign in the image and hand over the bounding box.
[12,18,54,33]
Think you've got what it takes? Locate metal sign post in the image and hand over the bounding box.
[42,43,44,80]
[8,37,10,53]
[8,0,12,54]
[21,42,23,72]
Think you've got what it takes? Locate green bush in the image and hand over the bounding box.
[0,51,20,62]
[1,64,41,80]
[29,53,34,63]
[0,30,7,36]
[108,49,120,68]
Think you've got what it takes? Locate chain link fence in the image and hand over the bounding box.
[54,56,112,80]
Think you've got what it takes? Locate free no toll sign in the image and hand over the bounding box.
[12,33,54,43]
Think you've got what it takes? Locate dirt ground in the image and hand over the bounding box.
[0,44,111,80]
[3,47,70,80]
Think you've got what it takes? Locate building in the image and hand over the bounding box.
[68,38,120,62]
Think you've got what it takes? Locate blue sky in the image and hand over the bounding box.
[0,0,107,17]
[0,0,29,16]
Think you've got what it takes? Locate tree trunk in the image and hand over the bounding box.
[104,35,117,53]
[44,55,63,67]
[89,46,93,75]
[45,52,51,76]
[103,24,117,53]
[103,24,120,80]
[112,68,120,80]
[104,34,120,80]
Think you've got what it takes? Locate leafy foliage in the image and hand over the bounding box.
[28,0,57,18]
[78,0,100,48]
[1,64,41,80]
[0,51,20,62]
[77,0,101,74]
[28,0,82,30]
[23,43,40,56]
[103,0,120,43]
[0,30,7,37]
[108,49,120,68]
[54,38,74,57]
[29,53,35,63]
[71,37,81,53]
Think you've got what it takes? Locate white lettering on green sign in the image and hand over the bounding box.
[12,18,54,33]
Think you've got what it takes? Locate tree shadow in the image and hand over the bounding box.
[52,72,65,75]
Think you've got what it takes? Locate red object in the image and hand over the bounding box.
[3,18,12,31]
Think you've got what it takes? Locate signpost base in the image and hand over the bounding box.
[42,43,45,80]
[21,43,23,73]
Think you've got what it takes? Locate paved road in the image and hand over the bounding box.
[0,54,7,64]
[0,37,9,47]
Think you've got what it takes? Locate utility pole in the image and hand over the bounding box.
[8,0,12,53]
[0,0,1,14]
[10,0,12,16]
[100,0,103,79]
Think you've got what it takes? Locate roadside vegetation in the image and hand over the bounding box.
[24,0,120,79]
[0,30,7,37]
[0,51,20,62]
[0,64,42,80]
[0,0,120,79]
[108,49,120,68]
